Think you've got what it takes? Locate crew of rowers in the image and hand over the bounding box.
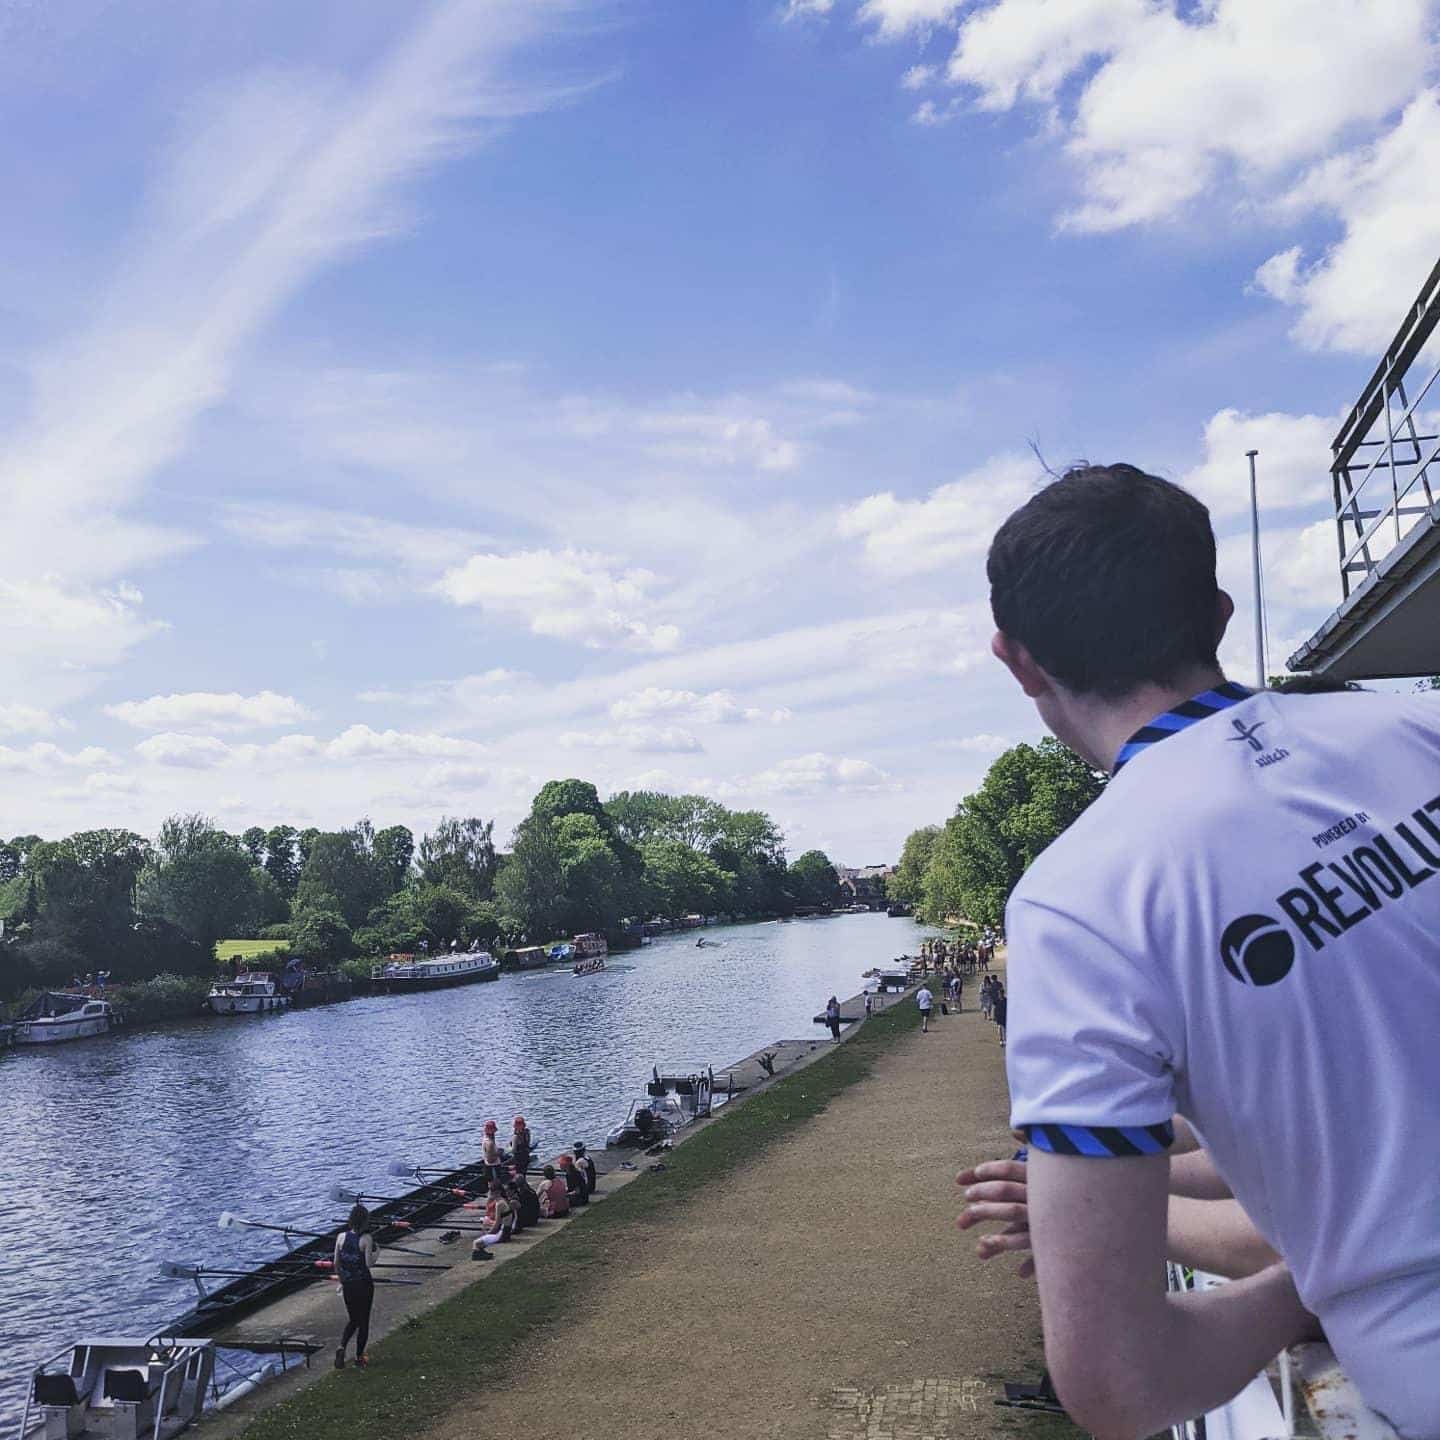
[471,1116,597,1261]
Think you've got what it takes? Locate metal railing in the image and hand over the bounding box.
[1331,253,1440,599]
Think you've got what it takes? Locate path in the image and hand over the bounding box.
[419,971,1071,1440]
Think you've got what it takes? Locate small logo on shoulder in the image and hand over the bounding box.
[1227,716,1289,768]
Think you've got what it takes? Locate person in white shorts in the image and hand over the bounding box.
[985,462,1440,1440]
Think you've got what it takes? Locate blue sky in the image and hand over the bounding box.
[3,0,1438,861]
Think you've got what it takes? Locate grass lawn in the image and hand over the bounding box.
[238,999,924,1440]
[216,939,291,963]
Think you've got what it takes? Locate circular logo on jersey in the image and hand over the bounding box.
[1219,913,1295,987]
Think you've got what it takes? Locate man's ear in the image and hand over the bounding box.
[991,631,1052,700]
[1215,589,1235,647]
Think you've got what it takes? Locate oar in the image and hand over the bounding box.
[159,1261,419,1286]
[218,1210,435,1257]
[381,1171,485,1203]
[329,1185,489,1230]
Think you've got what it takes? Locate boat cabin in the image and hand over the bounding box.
[605,1067,714,1148]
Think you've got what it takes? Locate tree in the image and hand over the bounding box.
[554,813,629,933]
[534,779,641,876]
[241,827,267,867]
[263,825,301,899]
[291,907,352,964]
[417,817,493,898]
[0,841,19,885]
[28,829,151,953]
[642,839,734,918]
[918,738,1105,928]
[294,828,385,928]
[889,826,941,906]
[373,825,416,895]
[139,814,263,955]
[788,850,841,910]
[605,790,681,847]
[495,817,566,940]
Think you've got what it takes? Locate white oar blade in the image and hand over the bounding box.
[218,1211,236,1230]
[387,1161,415,1179]
[159,1261,194,1279]
[330,1186,361,1205]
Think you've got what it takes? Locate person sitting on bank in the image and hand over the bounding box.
[573,1141,597,1197]
[559,1153,588,1206]
[511,1116,532,1173]
[472,1182,513,1261]
[512,1169,541,1229]
[539,1163,570,1218]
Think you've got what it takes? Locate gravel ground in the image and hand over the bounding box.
[420,976,1078,1440]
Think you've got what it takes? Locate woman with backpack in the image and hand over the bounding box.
[333,1204,375,1369]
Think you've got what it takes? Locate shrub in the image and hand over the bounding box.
[258,923,293,941]
[292,907,352,964]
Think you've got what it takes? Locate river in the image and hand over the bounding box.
[0,912,932,1423]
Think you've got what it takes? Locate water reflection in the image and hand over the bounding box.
[0,913,931,1420]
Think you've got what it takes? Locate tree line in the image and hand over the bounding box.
[0,780,845,996]
[887,738,1105,929]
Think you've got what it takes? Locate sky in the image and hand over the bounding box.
[2,0,1438,864]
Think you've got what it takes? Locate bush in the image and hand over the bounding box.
[258,923,293,941]
[292,907,353,964]
[109,973,213,1024]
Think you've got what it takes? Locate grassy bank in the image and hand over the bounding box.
[239,998,921,1440]
[217,939,291,964]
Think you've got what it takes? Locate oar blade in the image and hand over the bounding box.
[158,1261,195,1279]
[217,1211,237,1230]
[330,1185,362,1205]
[386,1161,415,1179]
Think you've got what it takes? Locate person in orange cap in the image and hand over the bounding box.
[481,1119,502,1180]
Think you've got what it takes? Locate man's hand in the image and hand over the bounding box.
[956,1158,1034,1276]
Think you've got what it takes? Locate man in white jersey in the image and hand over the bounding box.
[985,463,1440,1440]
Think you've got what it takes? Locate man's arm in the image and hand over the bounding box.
[1169,1148,1234,1200]
[1167,1196,1279,1279]
[1027,1150,1313,1440]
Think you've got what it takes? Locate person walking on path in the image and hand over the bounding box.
[916,983,934,1033]
[992,982,1007,1046]
[825,995,842,1041]
[334,1204,376,1369]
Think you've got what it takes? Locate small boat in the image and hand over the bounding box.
[605,1067,714,1148]
[370,951,499,992]
[573,931,608,962]
[12,992,116,1045]
[277,961,353,1009]
[547,941,575,963]
[572,956,607,977]
[207,972,290,1016]
[21,1335,214,1440]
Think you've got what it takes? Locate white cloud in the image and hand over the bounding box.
[106,690,311,733]
[559,725,703,754]
[357,671,532,710]
[858,0,963,40]
[937,732,1010,753]
[0,703,61,736]
[838,452,1036,572]
[1256,92,1440,354]
[901,63,938,90]
[0,742,116,773]
[608,687,791,726]
[746,751,897,794]
[782,0,836,20]
[435,547,681,651]
[135,734,236,769]
[135,725,488,770]
[1179,408,1335,519]
[939,0,1432,233]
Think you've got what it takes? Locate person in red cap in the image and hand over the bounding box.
[559,1152,588,1207]
[511,1116,532,1174]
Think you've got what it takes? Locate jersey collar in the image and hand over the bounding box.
[1112,680,1254,774]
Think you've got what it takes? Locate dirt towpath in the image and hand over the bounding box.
[419,973,1072,1440]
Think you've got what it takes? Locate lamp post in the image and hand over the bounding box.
[1247,449,1265,689]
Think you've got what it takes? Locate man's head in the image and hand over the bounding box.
[988,463,1233,759]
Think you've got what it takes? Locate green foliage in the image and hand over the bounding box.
[294,826,386,929]
[416,817,493,898]
[788,849,841,910]
[373,824,417,894]
[642,838,734,918]
[241,826,267,866]
[910,737,1106,928]
[139,814,265,956]
[291,907,353,964]
[263,825,301,899]
[888,825,940,906]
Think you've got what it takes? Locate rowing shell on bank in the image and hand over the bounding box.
[159,1153,495,1337]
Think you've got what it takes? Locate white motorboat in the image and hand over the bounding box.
[207,973,290,1016]
[12,992,116,1045]
[369,951,500,993]
[20,1335,213,1440]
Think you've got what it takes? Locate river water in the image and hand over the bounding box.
[0,912,931,1424]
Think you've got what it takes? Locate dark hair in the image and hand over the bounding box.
[348,1204,370,1233]
[987,463,1220,697]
